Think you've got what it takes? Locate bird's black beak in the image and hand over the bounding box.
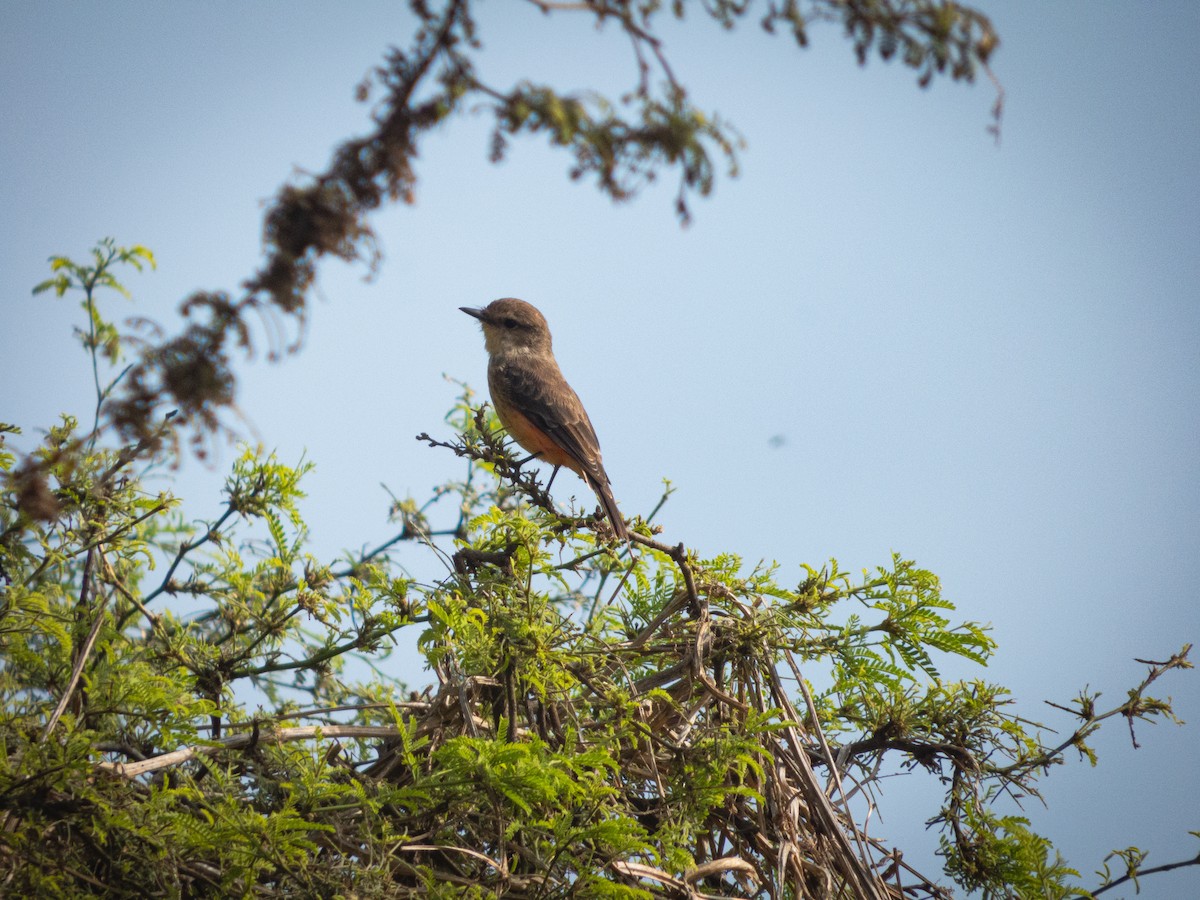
[460,306,485,321]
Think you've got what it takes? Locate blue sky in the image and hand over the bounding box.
[3,2,1198,894]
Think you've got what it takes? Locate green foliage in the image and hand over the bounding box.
[7,9,1193,896]
[940,807,1089,900]
[4,255,1193,894]
[31,239,156,443]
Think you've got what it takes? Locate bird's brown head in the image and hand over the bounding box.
[461,298,553,358]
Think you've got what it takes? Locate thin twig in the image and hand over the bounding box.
[1092,851,1200,896]
[98,725,404,778]
[42,547,105,739]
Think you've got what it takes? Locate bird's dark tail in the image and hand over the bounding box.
[588,474,629,543]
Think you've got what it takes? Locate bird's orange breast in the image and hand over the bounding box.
[492,397,582,476]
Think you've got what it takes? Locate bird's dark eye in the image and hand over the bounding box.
[502,317,519,329]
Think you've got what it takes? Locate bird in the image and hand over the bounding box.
[460,298,629,542]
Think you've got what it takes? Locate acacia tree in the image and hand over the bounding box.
[2,3,1195,897]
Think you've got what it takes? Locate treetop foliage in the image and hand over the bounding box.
[3,3,1196,897]
[1,242,1195,896]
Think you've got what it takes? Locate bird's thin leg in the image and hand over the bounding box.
[511,452,560,506]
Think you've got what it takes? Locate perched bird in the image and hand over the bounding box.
[461,298,629,541]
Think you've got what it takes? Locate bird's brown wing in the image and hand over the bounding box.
[493,356,608,483]
[491,356,628,540]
